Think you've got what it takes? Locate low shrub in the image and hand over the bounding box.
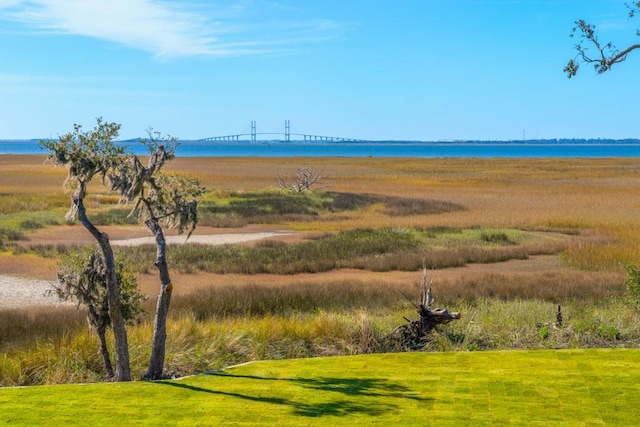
[0,228,27,242]
[480,230,516,245]
[19,217,59,230]
[624,263,640,313]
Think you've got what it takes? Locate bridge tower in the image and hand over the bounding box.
[251,120,256,143]
[284,120,290,142]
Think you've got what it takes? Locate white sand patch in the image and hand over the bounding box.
[111,231,292,247]
[0,275,73,309]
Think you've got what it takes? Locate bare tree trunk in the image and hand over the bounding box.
[75,197,131,381]
[144,219,172,380]
[87,303,114,378]
[97,328,114,378]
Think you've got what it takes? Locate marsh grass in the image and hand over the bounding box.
[116,227,571,275]
[88,208,139,226]
[0,211,62,233]
[437,271,624,303]
[198,190,464,227]
[0,227,28,250]
[561,225,640,271]
[3,156,640,386]
[3,297,637,386]
[10,243,81,258]
[0,194,68,215]
[1,268,631,386]
[0,306,86,351]
[170,280,410,320]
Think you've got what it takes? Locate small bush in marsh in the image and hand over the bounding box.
[624,263,640,313]
[480,230,516,245]
[0,227,27,242]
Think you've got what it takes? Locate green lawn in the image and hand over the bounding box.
[1,349,639,426]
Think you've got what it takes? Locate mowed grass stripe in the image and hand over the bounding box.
[2,349,639,426]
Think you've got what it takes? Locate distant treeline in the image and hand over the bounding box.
[437,138,640,145]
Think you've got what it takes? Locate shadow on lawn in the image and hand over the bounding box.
[157,372,431,418]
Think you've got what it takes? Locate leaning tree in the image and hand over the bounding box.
[40,118,133,381]
[565,1,640,77]
[109,131,204,380]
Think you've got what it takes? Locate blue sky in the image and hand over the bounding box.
[0,0,639,141]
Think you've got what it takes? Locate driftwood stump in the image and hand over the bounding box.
[385,266,460,350]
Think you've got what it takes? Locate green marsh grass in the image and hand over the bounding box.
[115,227,573,275]
[0,193,68,215]
[198,189,464,227]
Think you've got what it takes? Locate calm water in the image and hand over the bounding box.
[3,140,640,158]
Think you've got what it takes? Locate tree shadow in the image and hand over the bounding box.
[209,371,428,401]
[156,371,432,418]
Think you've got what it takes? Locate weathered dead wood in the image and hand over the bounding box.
[384,266,460,350]
[276,166,327,193]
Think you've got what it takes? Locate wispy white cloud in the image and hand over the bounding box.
[0,0,341,59]
[0,73,196,101]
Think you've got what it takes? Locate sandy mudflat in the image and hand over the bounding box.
[110,231,291,247]
[0,275,73,309]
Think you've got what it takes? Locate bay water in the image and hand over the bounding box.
[2,140,640,158]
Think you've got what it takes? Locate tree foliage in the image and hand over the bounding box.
[565,2,640,77]
[52,247,145,377]
[54,247,145,325]
[40,118,126,221]
[109,130,204,234]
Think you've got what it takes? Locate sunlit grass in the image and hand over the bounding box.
[2,350,640,425]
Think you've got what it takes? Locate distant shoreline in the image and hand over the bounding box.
[3,139,640,158]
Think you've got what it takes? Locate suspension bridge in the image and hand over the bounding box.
[198,121,364,143]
